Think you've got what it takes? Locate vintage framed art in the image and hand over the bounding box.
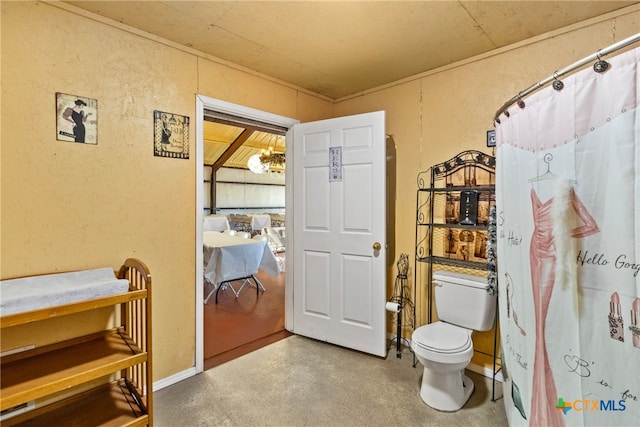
[154,110,190,159]
[443,228,488,262]
[445,191,493,226]
[56,93,98,144]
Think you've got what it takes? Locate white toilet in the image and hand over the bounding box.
[411,271,497,412]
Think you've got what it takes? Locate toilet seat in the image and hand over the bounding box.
[412,322,473,364]
[413,322,472,353]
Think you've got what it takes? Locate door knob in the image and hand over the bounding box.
[372,242,381,251]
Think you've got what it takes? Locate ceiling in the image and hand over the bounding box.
[202,121,286,172]
[65,1,637,100]
[63,1,638,170]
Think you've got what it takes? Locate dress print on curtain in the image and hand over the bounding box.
[495,44,639,427]
[528,180,599,426]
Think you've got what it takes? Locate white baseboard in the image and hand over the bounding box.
[467,362,504,383]
[153,367,197,392]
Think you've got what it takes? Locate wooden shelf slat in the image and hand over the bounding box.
[1,380,148,427]
[0,289,147,329]
[0,329,146,411]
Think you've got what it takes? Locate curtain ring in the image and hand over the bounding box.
[593,50,610,73]
[552,71,564,91]
[514,91,525,109]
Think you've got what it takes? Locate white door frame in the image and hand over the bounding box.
[195,95,299,373]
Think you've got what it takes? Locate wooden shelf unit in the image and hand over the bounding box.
[0,258,152,426]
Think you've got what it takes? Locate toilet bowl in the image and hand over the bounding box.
[412,322,475,411]
[412,271,497,412]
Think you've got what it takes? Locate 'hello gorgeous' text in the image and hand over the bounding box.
[576,251,640,277]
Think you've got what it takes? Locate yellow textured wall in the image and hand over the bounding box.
[335,8,639,369]
[197,57,335,122]
[2,0,638,383]
[0,1,332,381]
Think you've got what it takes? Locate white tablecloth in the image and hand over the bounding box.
[249,214,271,232]
[203,232,280,286]
[203,215,230,232]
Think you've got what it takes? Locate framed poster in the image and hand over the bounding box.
[473,230,488,260]
[445,194,459,224]
[444,229,459,256]
[477,193,494,225]
[443,229,488,262]
[56,93,98,144]
[154,110,190,159]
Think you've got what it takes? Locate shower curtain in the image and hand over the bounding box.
[495,46,639,426]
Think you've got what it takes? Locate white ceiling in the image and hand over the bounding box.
[65,1,638,100]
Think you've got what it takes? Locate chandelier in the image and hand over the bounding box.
[247,134,286,174]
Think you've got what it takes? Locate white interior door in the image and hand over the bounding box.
[292,111,386,357]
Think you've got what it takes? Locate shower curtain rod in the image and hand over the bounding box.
[493,32,640,123]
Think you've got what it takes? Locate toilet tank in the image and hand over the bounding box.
[433,271,497,331]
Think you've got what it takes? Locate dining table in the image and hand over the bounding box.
[203,231,280,304]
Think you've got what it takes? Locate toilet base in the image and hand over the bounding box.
[419,368,474,412]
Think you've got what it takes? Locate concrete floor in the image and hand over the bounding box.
[154,335,508,426]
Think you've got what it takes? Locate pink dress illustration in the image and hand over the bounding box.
[529,186,599,426]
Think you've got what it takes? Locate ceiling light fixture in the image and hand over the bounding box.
[247,153,270,174]
[247,134,286,174]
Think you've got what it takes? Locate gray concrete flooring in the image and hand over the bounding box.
[154,335,508,426]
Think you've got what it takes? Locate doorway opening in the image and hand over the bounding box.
[202,117,288,369]
[195,96,299,373]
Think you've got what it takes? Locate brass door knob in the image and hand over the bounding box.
[372,242,381,250]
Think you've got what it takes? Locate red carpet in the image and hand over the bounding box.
[204,269,291,370]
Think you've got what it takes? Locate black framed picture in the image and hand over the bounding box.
[154,110,190,159]
[56,93,98,144]
[443,228,487,262]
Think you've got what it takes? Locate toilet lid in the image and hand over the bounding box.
[413,322,471,353]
